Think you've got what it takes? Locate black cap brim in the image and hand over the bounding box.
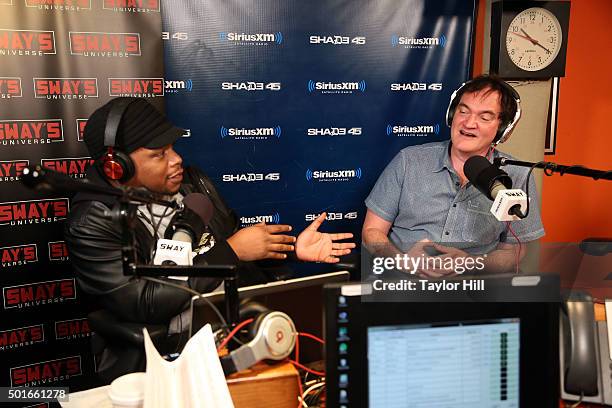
[143,125,185,150]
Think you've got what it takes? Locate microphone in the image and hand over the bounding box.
[153,193,213,268]
[464,156,527,221]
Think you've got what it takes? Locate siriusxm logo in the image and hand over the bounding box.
[165,79,193,93]
[240,213,281,226]
[386,123,440,137]
[391,34,447,48]
[219,31,283,45]
[307,127,361,136]
[220,125,281,140]
[305,168,362,182]
[221,82,281,91]
[222,173,280,182]
[307,80,366,94]
[305,211,358,222]
[390,82,442,91]
[309,35,366,45]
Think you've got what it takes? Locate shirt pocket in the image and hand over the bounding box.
[461,199,500,244]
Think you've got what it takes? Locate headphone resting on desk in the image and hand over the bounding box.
[220,302,296,375]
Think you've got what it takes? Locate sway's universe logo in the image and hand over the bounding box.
[305,211,358,222]
[69,32,140,57]
[219,31,283,46]
[386,123,440,137]
[0,324,45,351]
[76,119,87,141]
[0,198,69,226]
[0,119,64,145]
[1,244,38,267]
[25,0,92,11]
[41,157,95,178]
[307,80,366,94]
[34,78,98,99]
[222,173,280,182]
[0,77,22,98]
[3,279,76,310]
[55,318,90,340]
[390,82,442,92]
[240,213,281,227]
[109,78,164,97]
[0,29,56,56]
[391,34,447,49]
[165,79,193,93]
[305,168,362,182]
[48,241,69,262]
[309,35,366,45]
[221,82,281,92]
[220,126,281,140]
[307,127,361,136]
[0,160,29,182]
[103,0,160,12]
[10,355,81,387]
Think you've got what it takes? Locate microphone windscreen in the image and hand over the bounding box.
[182,193,214,224]
[463,155,513,200]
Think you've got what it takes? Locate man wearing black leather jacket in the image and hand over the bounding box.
[64,98,355,328]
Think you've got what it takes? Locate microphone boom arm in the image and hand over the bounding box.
[494,158,612,181]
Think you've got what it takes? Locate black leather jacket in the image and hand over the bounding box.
[64,166,243,325]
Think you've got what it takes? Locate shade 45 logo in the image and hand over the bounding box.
[391,34,447,49]
[0,198,69,226]
[307,127,361,136]
[0,324,45,351]
[390,82,442,92]
[240,213,281,227]
[76,119,87,141]
[103,0,160,12]
[307,80,366,94]
[34,78,98,100]
[0,29,56,56]
[3,279,76,310]
[25,0,92,11]
[69,32,141,57]
[1,244,38,268]
[305,168,362,182]
[386,123,441,137]
[309,35,366,45]
[55,318,90,340]
[0,120,63,146]
[10,355,81,387]
[220,125,281,140]
[41,157,95,178]
[109,78,164,97]
[219,31,283,46]
[0,77,22,98]
[48,241,69,262]
[0,160,29,182]
[222,173,280,182]
[221,82,281,92]
[305,212,358,222]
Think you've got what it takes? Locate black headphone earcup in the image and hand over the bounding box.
[112,150,135,182]
[101,149,135,183]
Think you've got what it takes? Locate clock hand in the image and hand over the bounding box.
[519,28,552,54]
[509,31,533,42]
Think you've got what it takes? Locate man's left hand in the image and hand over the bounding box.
[296,212,356,263]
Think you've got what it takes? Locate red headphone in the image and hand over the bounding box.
[100,99,136,183]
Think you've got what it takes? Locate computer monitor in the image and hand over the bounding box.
[325,276,560,407]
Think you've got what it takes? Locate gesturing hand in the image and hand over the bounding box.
[227,222,296,261]
[295,212,356,263]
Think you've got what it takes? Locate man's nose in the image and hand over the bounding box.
[464,113,478,128]
[168,147,183,166]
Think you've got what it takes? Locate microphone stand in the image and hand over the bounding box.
[494,158,612,181]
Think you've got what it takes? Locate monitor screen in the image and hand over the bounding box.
[367,320,519,407]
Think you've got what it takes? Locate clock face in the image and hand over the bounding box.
[505,7,563,71]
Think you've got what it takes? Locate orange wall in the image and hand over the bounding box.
[474,0,612,242]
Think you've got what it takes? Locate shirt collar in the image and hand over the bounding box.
[432,139,454,173]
